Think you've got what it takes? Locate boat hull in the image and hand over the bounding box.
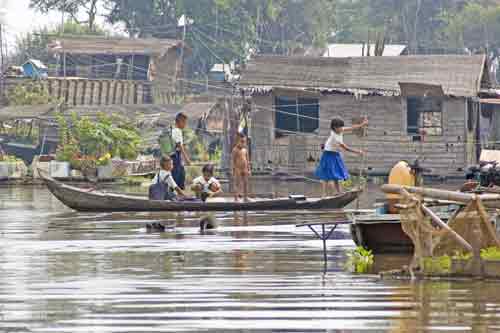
[43,175,360,212]
[350,217,413,254]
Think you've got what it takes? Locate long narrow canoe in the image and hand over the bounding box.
[42,175,360,212]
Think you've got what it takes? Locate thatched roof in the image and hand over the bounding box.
[49,37,184,57]
[239,54,489,97]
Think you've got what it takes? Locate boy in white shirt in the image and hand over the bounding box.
[191,164,221,201]
[171,112,191,190]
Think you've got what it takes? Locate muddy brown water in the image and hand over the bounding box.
[1,181,500,332]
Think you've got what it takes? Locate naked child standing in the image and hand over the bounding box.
[232,133,251,202]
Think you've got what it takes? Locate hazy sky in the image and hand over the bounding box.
[0,0,111,50]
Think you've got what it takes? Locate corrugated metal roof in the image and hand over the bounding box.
[180,102,217,119]
[239,54,488,97]
[323,44,407,57]
[49,37,184,57]
[24,59,48,70]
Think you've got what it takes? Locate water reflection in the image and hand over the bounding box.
[0,185,499,332]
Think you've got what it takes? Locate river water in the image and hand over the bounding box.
[1,182,500,332]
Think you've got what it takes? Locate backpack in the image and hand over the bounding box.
[148,173,176,201]
[159,125,176,156]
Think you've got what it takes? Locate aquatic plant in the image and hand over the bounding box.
[344,246,374,274]
[422,256,451,274]
[452,251,472,261]
[480,247,500,261]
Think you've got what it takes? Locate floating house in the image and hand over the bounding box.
[239,55,492,177]
[22,59,48,79]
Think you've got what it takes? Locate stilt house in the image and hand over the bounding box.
[239,55,491,177]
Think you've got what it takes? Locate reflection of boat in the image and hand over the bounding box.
[42,174,360,212]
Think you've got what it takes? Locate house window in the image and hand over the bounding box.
[407,97,443,136]
[275,96,319,135]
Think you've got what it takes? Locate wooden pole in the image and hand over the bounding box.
[382,184,500,208]
[474,197,500,248]
[421,204,473,253]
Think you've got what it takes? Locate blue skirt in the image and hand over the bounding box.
[315,151,349,181]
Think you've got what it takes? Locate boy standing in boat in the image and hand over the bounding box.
[171,113,191,190]
[232,133,251,202]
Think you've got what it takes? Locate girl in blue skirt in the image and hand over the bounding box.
[316,117,368,196]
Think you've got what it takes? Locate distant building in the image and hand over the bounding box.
[297,43,407,57]
[239,54,492,177]
[209,63,239,83]
[22,59,48,79]
[322,43,407,57]
[48,36,190,104]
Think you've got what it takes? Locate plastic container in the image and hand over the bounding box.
[49,161,70,178]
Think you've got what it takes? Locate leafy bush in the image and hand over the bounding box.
[344,246,374,273]
[55,112,141,165]
[8,83,61,106]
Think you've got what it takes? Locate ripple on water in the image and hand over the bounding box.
[0,186,499,332]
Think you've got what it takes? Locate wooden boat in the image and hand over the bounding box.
[42,175,360,212]
[350,212,451,254]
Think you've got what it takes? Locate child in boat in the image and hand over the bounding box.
[191,164,222,201]
[315,117,368,197]
[232,132,251,202]
[150,155,185,200]
[171,112,192,190]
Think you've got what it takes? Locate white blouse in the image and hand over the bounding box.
[324,131,344,152]
[192,176,220,192]
[152,170,178,189]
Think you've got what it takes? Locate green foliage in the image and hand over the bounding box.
[56,112,142,166]
[344,246,374,274]
[160,127,212,162]
[423,256,451,275]
[210,145,222,162]
[481,247,500,261]
[104,0,336,76]
[29,0,102,32]
[7,83,61,106]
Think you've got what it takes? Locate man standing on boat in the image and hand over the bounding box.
[171,113,191,190]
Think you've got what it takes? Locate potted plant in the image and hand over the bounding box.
[97,153,113,179]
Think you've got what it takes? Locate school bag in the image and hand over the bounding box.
[148,173,176,201]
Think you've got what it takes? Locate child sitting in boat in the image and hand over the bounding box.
[149,156,186,200]
[315,117,368,197]
[191,164,221,201]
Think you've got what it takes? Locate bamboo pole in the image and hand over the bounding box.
[474,197,500,248]
[420,204,473,252]
[382,184,500,208]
